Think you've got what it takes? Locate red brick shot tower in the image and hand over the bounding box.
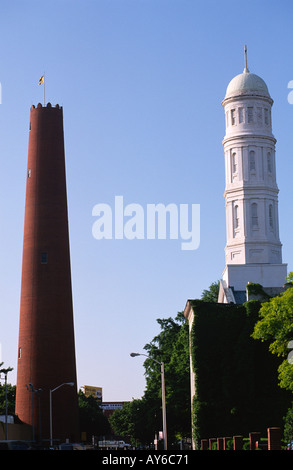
[15,103,79,444]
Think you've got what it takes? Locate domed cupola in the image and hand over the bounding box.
[223,45,272,102]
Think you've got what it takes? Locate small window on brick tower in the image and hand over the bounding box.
[41,252,48,264]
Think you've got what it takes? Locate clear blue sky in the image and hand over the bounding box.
[1,0,293,401]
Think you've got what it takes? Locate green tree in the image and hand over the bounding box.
[142,312,191,445]
[108,401,134,440]
[110,312,191,447]
[0,384,16,415]
[201,281,220,303]
[284,403,293,444]
[251,275,293,392]
[0,363,15,416]
[78,390,111,439]
[166,314,191,441]
[109,398,154,446]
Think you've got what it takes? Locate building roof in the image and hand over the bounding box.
[224,69,271,99]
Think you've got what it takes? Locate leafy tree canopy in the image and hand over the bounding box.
[0,363,15,416]
[110,312,191,446]
[109,398,153,445]
[252,273,293,392]
[201,281,220,303]
[0,384,16,415]
[78,390,111,438]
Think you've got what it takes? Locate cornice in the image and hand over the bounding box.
[222,134,276,146]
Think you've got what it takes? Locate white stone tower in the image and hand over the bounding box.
[218,47,287,303]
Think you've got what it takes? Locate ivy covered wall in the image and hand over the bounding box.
[189,299,291,448]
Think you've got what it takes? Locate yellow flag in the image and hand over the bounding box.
[38,75,44,85]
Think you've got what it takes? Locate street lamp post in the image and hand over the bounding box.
[35,388,43,442]
[49,382,74,447]
[130,352,167,450]
[25,383,35,441]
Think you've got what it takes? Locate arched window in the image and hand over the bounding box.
[248,107,254,123]
[238,107,244,123]
[231,109,236,125]
[232,152,237,174]
[251,203,258,228]
[267,152,272,173]
[234,204,239,229]
[249,150,256,172]
[264,108,269,125]
[269,204,274,229]
[257,107,262,125]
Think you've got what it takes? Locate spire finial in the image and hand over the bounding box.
[244,44,249,73]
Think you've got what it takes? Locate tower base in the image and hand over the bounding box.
[218,263,287,304]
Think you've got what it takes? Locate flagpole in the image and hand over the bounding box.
[38,74,45,105]
[43,72,45,106]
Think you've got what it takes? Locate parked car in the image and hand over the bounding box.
[0,440,30,450]
[287,440,293,450]
[58,442,86,450]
